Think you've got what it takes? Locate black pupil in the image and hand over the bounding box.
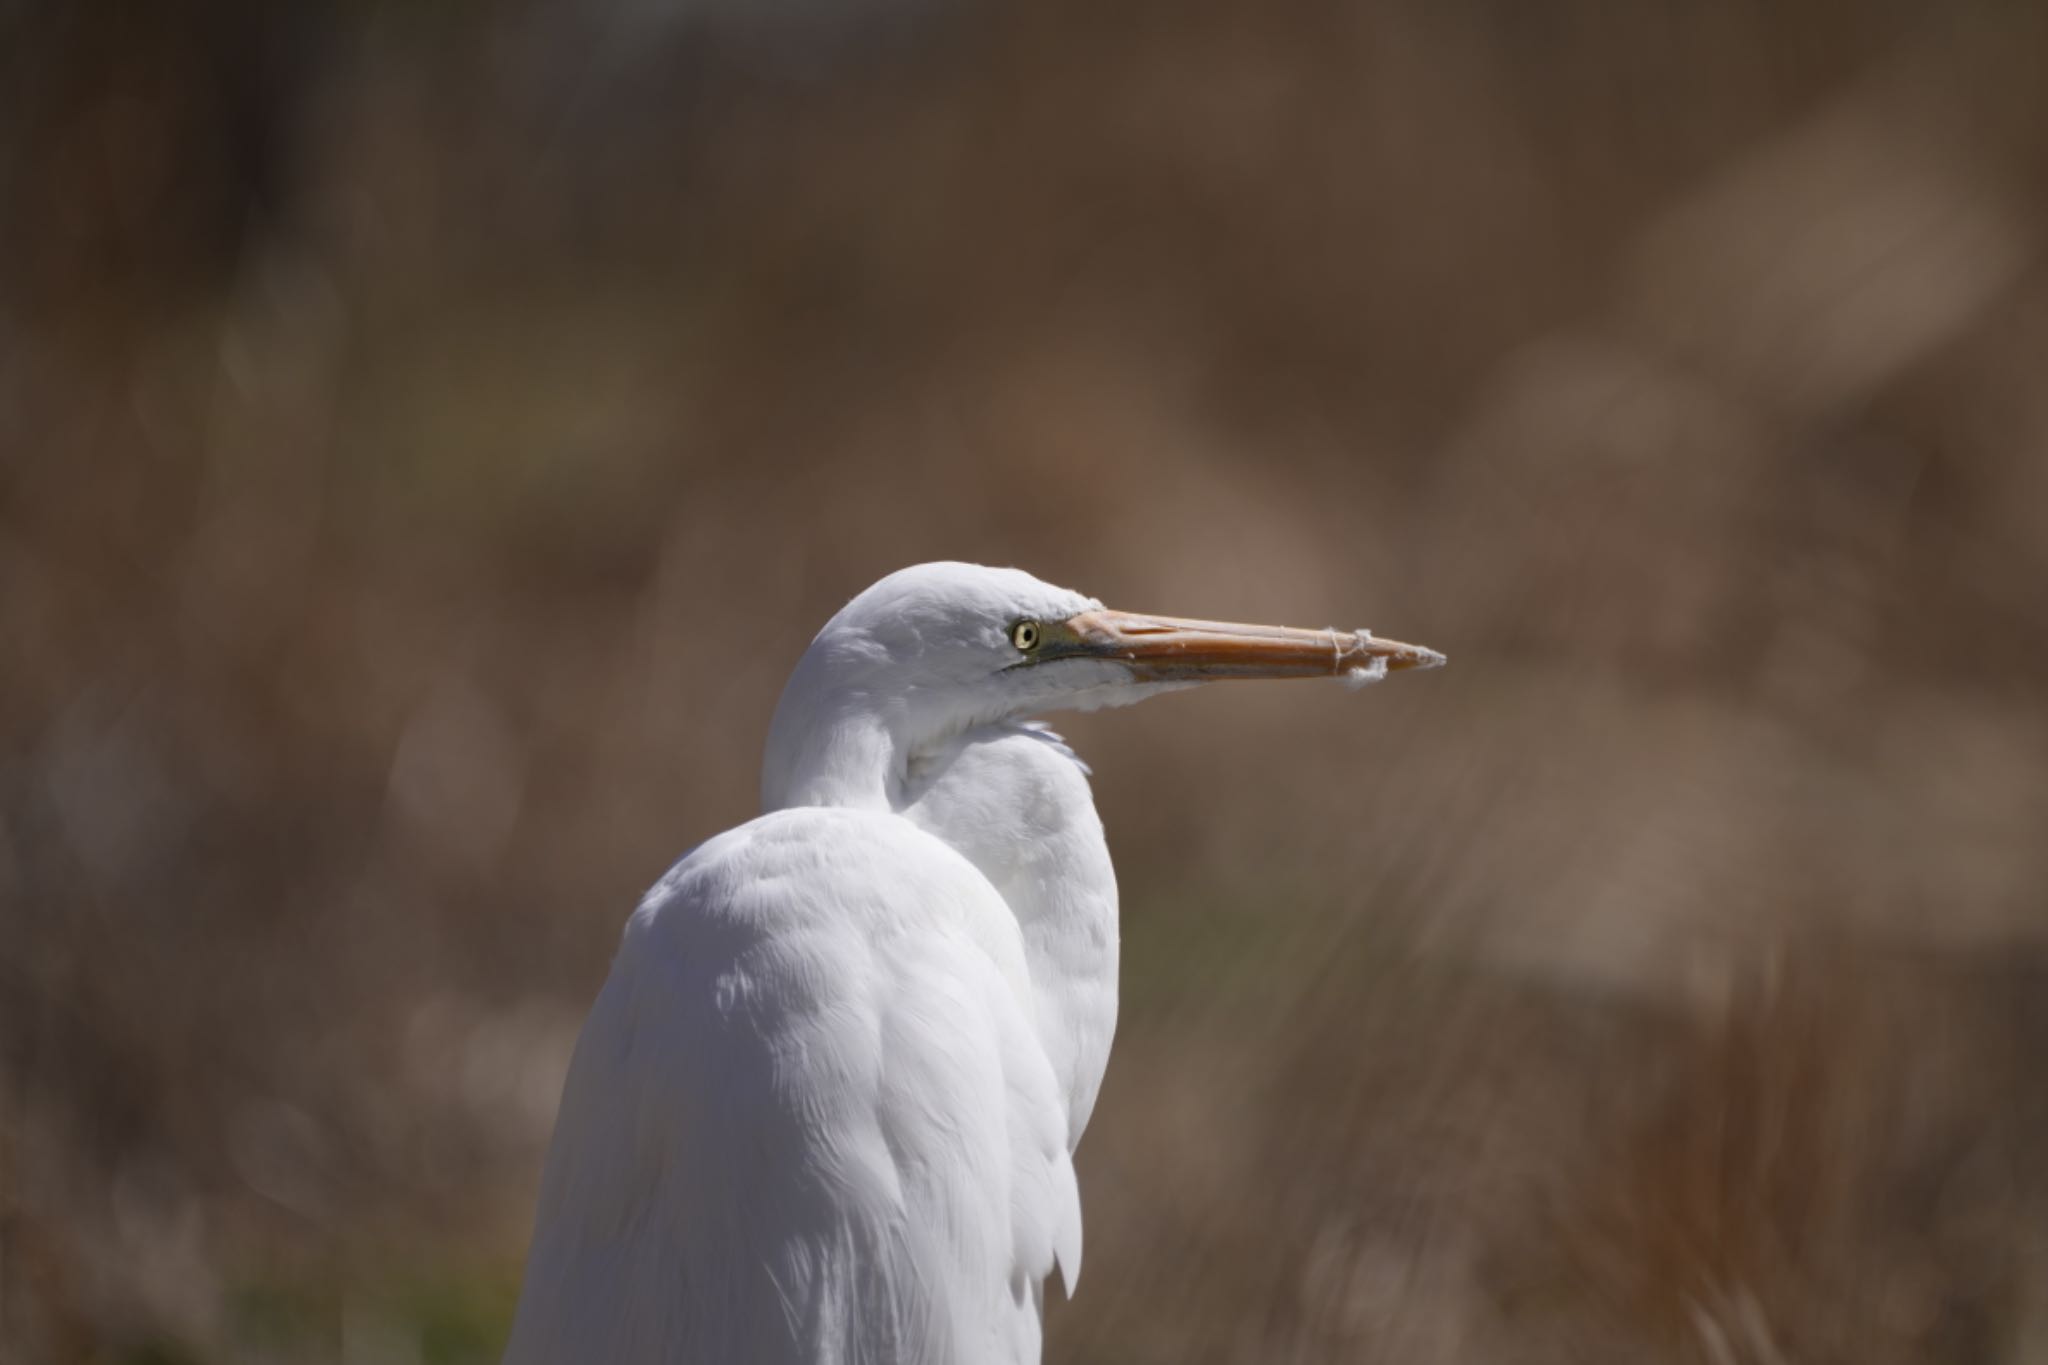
[1017,624,1036,647]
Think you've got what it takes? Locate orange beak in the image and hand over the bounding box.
[1052,608,1445,684]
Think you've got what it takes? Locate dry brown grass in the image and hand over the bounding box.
[4,0,2048,1360]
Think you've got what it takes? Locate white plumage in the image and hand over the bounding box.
[503,563,1441,1365]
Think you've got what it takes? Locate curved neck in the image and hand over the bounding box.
[762,641,1010,814]
[761,692,900,812]
[900,724,1120,1143]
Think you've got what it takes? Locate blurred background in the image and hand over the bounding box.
[6,0,2048,1361]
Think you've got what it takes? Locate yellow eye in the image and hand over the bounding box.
[1010,620,1042,651]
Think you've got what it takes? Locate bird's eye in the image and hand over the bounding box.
[1010,620,1042,652]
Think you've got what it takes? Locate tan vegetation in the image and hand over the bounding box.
[4,0,2046,1360]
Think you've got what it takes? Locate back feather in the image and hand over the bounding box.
[503,806,1081,1365]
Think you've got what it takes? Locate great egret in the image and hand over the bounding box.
[503,562,1443,1365]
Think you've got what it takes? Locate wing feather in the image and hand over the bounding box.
[503,807,1080,1365]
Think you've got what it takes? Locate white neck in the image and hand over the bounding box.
[761,665,1122,1144]
[899,723,1121,1145]
[760,695,898,812]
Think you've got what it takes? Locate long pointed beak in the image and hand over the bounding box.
[1057,608,1445,684]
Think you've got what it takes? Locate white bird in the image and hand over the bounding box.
[503,562,1443,1365]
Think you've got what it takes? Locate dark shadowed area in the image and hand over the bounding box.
[5,1,2048,1361]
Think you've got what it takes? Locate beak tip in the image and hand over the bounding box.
[1363,631,1445,673]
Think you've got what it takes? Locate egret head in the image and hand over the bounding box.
[762,562,1442,810]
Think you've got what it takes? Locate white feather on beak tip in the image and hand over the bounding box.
[1342,656,1390,689]
[503,561,1444,1365]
